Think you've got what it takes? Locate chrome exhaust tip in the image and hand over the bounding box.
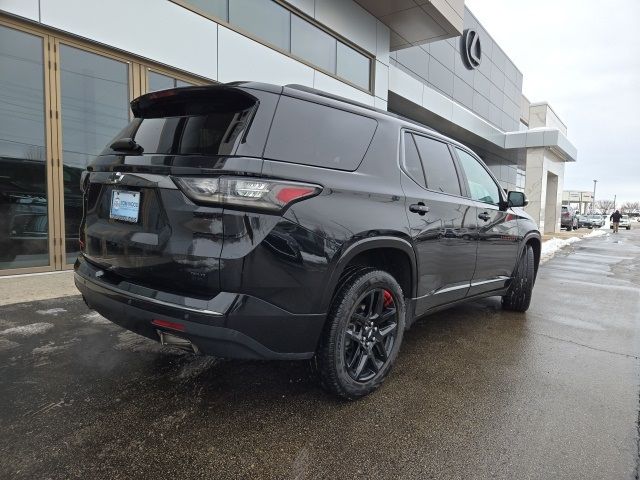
[157,330,200,354]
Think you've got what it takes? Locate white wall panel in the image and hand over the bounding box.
[313,71,374,106]
[218,26,314,86]
[39,0,218,80]
[389,66,423,106]
[374,61,388,101]
[0,0,39,21]
[314,0,377,54]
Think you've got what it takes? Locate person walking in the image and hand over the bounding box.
[610,209,622,233]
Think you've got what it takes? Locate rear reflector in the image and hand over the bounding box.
[276,187,316,204]
[151,319,186,332]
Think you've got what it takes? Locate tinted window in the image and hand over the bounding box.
[105,94,258,156]
[402,133,426,188]
[184,0,228,20]
[264,96,377,170]
[291,16,336,73]
[455,148,501,205]
[148,71,194,92]
[230,0,291,51]
[413,135,461,196]
[337,42,370,90]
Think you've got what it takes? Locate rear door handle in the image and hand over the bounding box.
[478,212,491,222]
[409,203,430,215]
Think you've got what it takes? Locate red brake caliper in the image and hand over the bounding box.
[383,290,393,308]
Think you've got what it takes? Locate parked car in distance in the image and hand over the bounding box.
[74,82,542,399]
[561,205,578,230]
[612,214,631,230]
[586,214,604,228]
[576,214,592,229]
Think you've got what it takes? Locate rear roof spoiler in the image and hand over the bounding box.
[130,85,259,118]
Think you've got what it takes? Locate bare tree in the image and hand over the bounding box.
[621,201,640,213]
[595,199,616,213]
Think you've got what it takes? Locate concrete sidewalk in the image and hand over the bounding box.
[0,271,77,306]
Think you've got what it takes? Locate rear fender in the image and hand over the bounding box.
[320,236,417,312]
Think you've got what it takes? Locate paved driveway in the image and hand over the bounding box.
[1,230,639,479]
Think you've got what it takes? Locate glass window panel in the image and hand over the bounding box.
[184,0,228,21]
[60,45,129,263]
[148,71,175,92]
[291,15,336,73]
[230,0,291,51]
[414,135,461,196]
[337,42,370,90]
[265,96,377,171]
[455,148,501,205]
[0,25,49,270]
[402,133,426,188]
[148,71,194,92]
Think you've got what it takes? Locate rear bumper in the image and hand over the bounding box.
[74,257,324,360]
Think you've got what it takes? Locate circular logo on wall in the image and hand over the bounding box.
[461,28,482,69]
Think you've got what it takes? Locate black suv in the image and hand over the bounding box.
[75,82,541,399]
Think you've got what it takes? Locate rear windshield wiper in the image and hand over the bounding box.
[110,138,143,155]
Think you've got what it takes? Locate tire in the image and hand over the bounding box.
[502,245,535,312]
[627,227,631,230]
[315,269,406,399]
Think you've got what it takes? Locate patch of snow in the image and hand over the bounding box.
[586,229,607,238]
[32,338,78,355]
[0,322,54,337]
[540,230,609,264]
[36,308,67,316]
[0,319,16,328]
[81,312,112,326]
[0,338,19,352]
[541,237,582,263]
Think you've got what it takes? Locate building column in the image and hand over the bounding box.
[524,147,566,233]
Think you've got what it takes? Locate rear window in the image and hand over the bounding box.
[102,88,258,156]
[264,96,377,170]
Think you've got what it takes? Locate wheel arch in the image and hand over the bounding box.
[522,232,541,278]
[321,236,418,312]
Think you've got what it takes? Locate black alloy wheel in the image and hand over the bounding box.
[343,288,398,382]
[315,268,406,399]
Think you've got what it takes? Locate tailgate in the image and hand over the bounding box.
[82,171,223,297]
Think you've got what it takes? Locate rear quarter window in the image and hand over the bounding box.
[264,96,377,171]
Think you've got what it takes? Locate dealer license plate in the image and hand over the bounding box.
[109,190,140,223]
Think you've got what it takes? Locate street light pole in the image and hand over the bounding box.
[592,180,597,213]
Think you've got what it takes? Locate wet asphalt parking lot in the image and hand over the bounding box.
[1,228,639,479]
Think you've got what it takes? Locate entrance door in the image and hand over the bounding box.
[55,43,132,265]
[0,24,55,273]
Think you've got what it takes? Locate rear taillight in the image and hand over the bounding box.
[172,176,321,212]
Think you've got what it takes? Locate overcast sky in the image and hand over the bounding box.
[466,0,640,204]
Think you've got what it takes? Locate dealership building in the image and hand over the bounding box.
[0,0,577,276]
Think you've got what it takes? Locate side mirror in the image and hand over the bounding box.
[507,191,528,208]
[110,137,143,153]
